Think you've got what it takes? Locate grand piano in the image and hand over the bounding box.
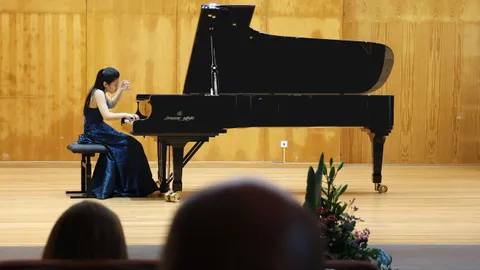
[121,3,395,202]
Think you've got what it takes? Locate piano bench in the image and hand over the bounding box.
[66,142,107,199]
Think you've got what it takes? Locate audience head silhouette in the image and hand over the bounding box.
[42,200,128,260]
[161,178,325,270]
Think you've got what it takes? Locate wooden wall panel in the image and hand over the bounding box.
[0,0,86,161]
[86,0,177,160]
[340,0,480,164]
[263,0,343,163]
[0,0,479,164]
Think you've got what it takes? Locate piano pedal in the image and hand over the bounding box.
[375,184,388,194]
[164,191,181,203]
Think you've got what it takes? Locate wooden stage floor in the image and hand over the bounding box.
[0,162,479,247]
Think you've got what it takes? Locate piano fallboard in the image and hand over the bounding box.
[129,94,394,134]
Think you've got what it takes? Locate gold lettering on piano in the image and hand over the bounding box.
[164,111,195,122]
[164,116,195,122]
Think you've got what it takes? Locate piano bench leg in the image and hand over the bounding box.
[68,153,96,199]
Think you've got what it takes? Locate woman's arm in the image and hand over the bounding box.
[93,90,136,121]
[105,80,129,108]
[105,89,124,108]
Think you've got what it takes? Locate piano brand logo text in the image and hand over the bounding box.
[164,111,195,122]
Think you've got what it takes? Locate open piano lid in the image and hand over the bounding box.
[182,3,394,95]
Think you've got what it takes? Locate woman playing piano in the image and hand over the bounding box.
[77,67,162,199]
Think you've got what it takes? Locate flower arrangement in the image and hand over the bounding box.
[303,153,395,270]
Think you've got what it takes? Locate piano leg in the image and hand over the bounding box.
[165,141,205,185]
[365,129,390,194]
[164,141,187,203]
[157,139,170,193]
[172,144,185,193]
[160,140,208,203]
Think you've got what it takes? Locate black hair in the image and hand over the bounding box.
[42,200,128,260]
[83,67,120,116]
[161,178,325,270]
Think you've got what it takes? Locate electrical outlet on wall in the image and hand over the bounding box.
[280,140,288,148]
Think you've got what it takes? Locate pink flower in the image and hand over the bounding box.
[316,208,329,215]
[318,215,338,228]
[353,228,371,244]
[326,215,338,222]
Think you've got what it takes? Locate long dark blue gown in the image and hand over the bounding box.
[77,106,159,199]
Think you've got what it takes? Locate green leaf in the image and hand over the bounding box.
[337,161,344,171]
[316,153,324,175]
[322,163,328,176]
[321,186,328,196]
[314,171,322,208]
[337,202,348,215]
[329,157,333,168]
[303,166,317,212]
[329,166,336,181]
[334,184,348,202]
[320,197,329,210]
[332,184,341,202]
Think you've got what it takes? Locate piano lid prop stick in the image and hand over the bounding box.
[209,24,219,95]
[210,36,219,95]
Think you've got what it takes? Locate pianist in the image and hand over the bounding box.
[76,67,160,199]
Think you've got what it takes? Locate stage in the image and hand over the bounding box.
[0,162,479,247]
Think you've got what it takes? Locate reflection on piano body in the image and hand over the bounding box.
[121,3,395,201]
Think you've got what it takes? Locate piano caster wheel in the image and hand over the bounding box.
[164,191,172,200]
[155,180,160,188]
[375,184,388,194]
[165,191,181,203]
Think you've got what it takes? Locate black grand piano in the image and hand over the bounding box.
[121,3,395,202]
